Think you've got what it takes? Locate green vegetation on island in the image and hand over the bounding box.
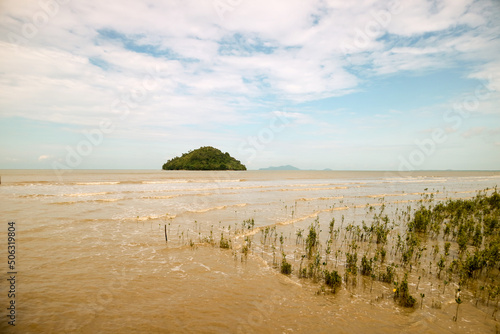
[162,146,246,171]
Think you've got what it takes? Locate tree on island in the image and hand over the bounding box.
[162,146,247,170]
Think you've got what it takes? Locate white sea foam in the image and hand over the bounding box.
[76,182,120,185]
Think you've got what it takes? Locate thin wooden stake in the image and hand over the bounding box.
[164,224,168,243]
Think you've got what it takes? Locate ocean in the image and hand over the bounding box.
[1,169,499,333]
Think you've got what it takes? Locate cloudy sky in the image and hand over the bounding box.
[1,0,499,170]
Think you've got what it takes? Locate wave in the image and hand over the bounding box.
[50,198,122,205]
[187,203,247,214]
[367,193,406,198]
[66,192,111,197]
[140,193,211,200]
[287,183,332,187]
[117,212,177,222]
[75,182,120,185]
[94,199,120,203]
[189,179,241,183]
[141,194,183,200]
[121,203,248,221]
[386,178,448,184]
[408,192,439,196]
[142,179,241,184]
[297,196,344,202]
[452,190,484,194]
[142,180,189,184]
[262,186,348,192]
[50,201,78,205]
[18,194,56,198]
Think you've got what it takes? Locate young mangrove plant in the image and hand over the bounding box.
[360,254,373,276]
[394,273,416,308]
[219,233,231,249]
[444,242,451,256]
[454,289,463,322]
[305,220,319,259]
[437,255,446,279]
[296,228,304,245]
[280,252,292,275]
[241,236,251,257]
[329,218,335,237]
[346,252,358,276]
[324,269,342,293]
[380,263,396,284]
[243,218,255,230]
[409,206,432,234]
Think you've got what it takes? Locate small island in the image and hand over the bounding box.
[162,146,246,170]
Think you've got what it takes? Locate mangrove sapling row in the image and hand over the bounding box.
[256,188,500,317]
[165,187,499,324]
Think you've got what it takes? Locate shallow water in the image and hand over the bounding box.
[1,170,499,333]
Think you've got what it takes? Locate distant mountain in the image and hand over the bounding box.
[162,146,246,170]
[259,165,300,171]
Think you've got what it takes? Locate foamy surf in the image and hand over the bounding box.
[188,203,248,214]
[66,192,111,197]
[76,182,120,185]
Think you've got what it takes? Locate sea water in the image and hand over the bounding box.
[0,170,499,333]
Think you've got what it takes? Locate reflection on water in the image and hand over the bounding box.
[0,170,499,333]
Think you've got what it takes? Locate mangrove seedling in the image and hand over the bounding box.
[346,252,358,276]
[394,273,416,308]
[361,254,373,276]
[443,280,449,294]
[444,242,451,256]
[243,218,255,230]
[437,255,445,279]
[454,289,463,322]
[329,218,335,236]
[296,228,304,245]
[324,269,342,293]
[219,233,231,249]
[380,263,396,284]
[280,252,292,275]
[325,239,332,264]
[306,221,319,259]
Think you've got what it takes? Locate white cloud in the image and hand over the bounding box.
[462,127,486,138]
[38,155,50,161]
[1,0,498,121]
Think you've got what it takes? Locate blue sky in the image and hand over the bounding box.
[0,0,499,170]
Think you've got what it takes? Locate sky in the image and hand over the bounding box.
[0,0,499,171]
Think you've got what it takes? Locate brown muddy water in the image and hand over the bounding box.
[1,170,499,333]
